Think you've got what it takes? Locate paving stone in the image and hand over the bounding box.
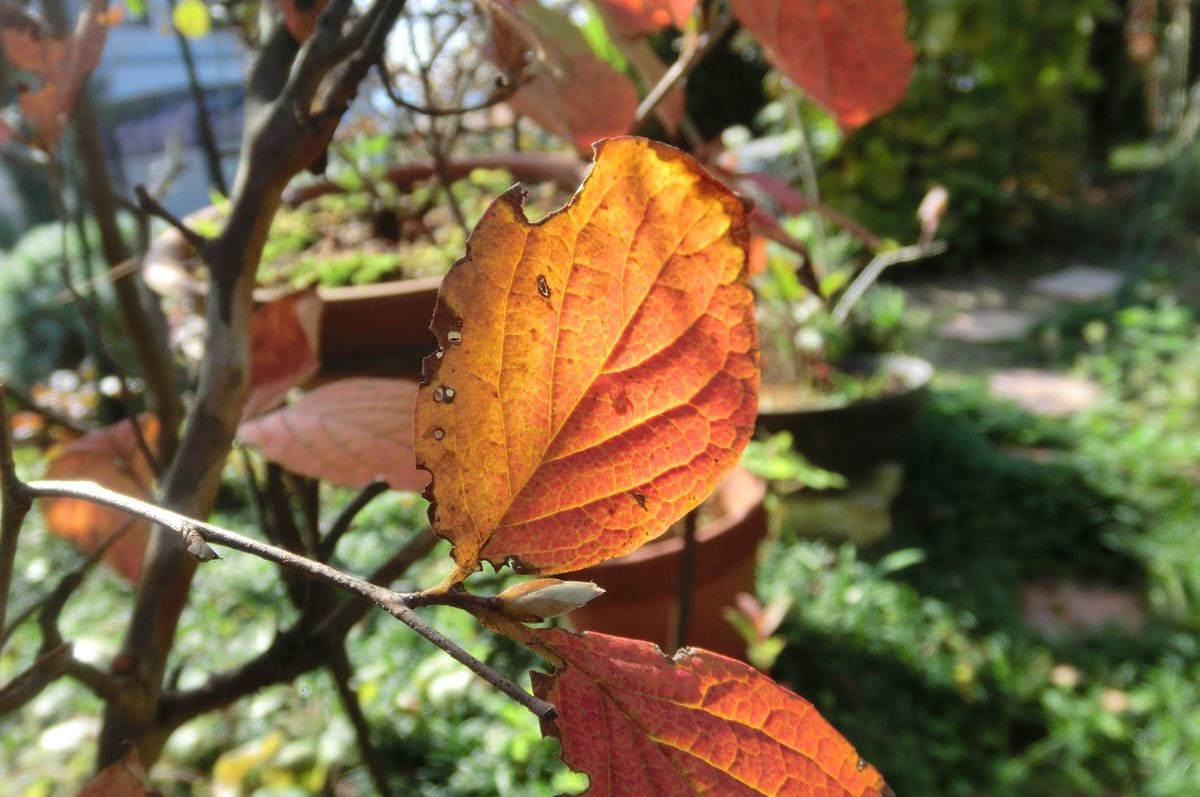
[1023,581,1145,636]
[1031,265,1122,302]
[939,309,1041,343]
[988,369,1102,416]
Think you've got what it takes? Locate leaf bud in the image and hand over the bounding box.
[496,578,605,623]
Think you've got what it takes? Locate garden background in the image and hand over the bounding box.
[1,0,1199,794]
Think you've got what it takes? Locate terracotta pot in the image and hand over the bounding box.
[756,353,933,478]
[561,467,768,661]
[142,208,440,379]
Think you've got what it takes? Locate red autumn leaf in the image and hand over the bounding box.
[730,0,914,131]
[237,377,428,491]
[594,0,696,36]
[77,744,150,796]
[278,0,330,43]
[1,0,113,151]
[490,1,639,154]
[530,629,890,796]
[508,50,639,156]
[243,286,323,420]
[40,416,159,583]
[415,137,758,580]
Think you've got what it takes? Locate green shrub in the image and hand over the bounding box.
[822,0,1121,258]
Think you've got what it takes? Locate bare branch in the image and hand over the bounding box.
[0,387,33,641]
[633,12,735,130]
[329,646,393,796]
[135,185,211,259]
[0,642,71,715]
[321,479,388,559]
[20,478,555,721]
[830,239,949,324]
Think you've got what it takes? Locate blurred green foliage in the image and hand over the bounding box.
[761,280,1200,794]
[0,220,132,388]
[0,473,583,795]
[821,0,1124,258]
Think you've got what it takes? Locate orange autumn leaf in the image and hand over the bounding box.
[1,0,113,152]
[730,0,914,131]
[237,378,428,491]
[243,286,323,420]
[595,0,696,36]
[415,137,758,579]
[40,416,159,583]
[530,629,891,796]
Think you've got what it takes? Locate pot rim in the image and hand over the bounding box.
[141,205,444,307]
[564,466,767,592]
[758,352,933,417]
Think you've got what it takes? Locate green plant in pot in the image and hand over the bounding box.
[752,208,944,480]
[718,55,949,480]
[143,134,583,381]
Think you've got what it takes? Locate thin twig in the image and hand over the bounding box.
[830,239,949,324]
[0,387,33,641]
[784,90,828,277]
[161,528,439,730]
[671,508,699,652]
[329,646,393,796]
[633,12,735,130]
[135,185,211,258]
[318,527,439,640]
[237,447,273,545]
[0,642,71,715]
[18,478,555,721]
[0,520,131,650]
[320,479,388,559]
[377,57,521,117]
[390,602,556,720]
[3,382,93,436]
[406,16,468,231]
[45,168,162,479]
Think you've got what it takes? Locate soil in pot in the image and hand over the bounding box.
[560,467,768,661]
[756,353,933,479]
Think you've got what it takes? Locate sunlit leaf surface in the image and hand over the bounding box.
[416,136,757,579]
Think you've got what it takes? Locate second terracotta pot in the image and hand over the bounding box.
[560,467,768,661]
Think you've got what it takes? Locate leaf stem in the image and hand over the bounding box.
[671,507,699,652]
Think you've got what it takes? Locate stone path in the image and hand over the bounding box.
[925,264,1121,416]
[919,264,1146,635]
[987,369,1104,417]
